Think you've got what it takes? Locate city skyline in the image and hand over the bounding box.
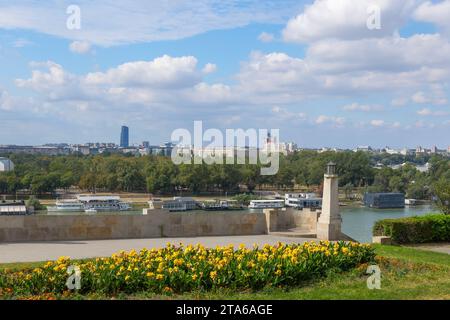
[1,0,450,147]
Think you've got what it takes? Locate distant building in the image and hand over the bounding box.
[355,146,372,152]
[0,157,14,172]
[142,141,150,148]
[363,193,405,209]
[0,145,69,155]
[120,126,129,148]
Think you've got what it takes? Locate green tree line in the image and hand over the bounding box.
[0,151,448,201]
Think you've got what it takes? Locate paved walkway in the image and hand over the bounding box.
[407,243,450,255]
[0,235,314,263]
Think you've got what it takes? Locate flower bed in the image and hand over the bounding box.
[0,241,375,297]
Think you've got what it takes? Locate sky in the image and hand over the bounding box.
[0,0,449,149]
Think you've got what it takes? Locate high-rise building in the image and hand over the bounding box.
[120,126,129,148]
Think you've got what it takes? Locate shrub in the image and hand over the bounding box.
[25,196,46,211]
[373,214,450,244]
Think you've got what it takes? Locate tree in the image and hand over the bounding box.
[343,183,354,200]
[433,179,450,215]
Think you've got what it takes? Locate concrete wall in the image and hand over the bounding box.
[0,210,268,242]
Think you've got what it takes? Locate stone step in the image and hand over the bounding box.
[269,230,317,238]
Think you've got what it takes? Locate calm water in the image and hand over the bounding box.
[341,205,433,243]
[42,205,434,243]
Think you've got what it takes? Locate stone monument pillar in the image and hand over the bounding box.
[316,162,342,240]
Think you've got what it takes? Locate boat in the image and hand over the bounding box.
[162,197,199,212]
[201,200,244,211]
[248,200,285,209]
[84,208,98,214]
[284,193,322,209]
[405,199,417,206]
[77,195,132,212]
[47,199,84,212]
[0,200,29,215]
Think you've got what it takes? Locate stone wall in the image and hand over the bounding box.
[264,208,319,233]
[0,210,268,242]
[0,208,320,242]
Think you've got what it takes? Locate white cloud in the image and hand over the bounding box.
[414,0,450,35]
[202,63,217,74]
[417,108,450,116]
[315,115,345,126]
[234,33,450,103]
[13,38,33,48]
[411,87,448,105]
[272,106,307,120]
[282,0,417,43]
[16,61,74,93]
[14,55,232,111]
[69,41,91,54]
[391,97,408,107]
[306,34,450,74]
[411,91,428,104]
[85,55,202,89]
[0,89,12,110]
[343,103,384,112]
[0,0,300,46]
[258,32,275,43]
[370,119,385,127]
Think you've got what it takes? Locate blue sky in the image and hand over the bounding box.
[0,0,449,149]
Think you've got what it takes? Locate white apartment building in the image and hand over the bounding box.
[0,157,14,172]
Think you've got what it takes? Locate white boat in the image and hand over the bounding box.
[284,193,322,209]
[405,199,417,206]
[248,200,285,209]
[77,195,132,212]
[162,197,198,212]
[85,208,98,214]
[47,199,84,212]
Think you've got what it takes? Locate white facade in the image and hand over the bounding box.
[0,157,14,172]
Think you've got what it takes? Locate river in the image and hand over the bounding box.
[341,205,434,243]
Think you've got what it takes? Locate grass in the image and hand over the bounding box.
[1,244,449,300]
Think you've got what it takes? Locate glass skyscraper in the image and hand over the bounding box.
[120,126,129,148]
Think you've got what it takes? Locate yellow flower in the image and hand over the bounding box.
[191,274,198,281]
[210,271,218,280]
[146,272,155,278]
[156,274,164,280]
[125,275,131,281]
[174,258,184,266]
[275,269,282,276]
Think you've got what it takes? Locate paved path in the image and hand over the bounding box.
[407,243,450,255]
[0,235,314,263]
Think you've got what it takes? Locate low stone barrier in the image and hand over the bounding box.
[0,210,268,242]
[0,208,319,242]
